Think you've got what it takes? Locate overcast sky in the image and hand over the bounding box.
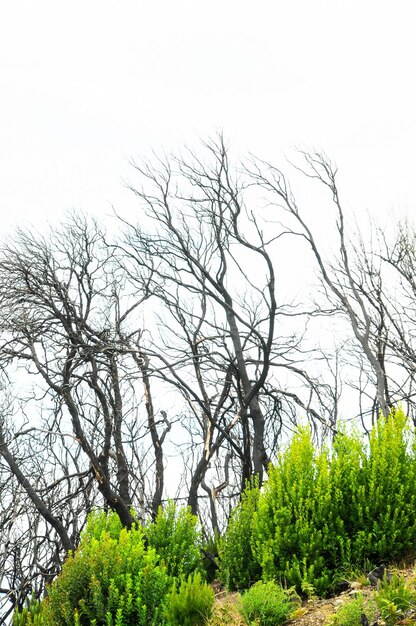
[1,1,415,235]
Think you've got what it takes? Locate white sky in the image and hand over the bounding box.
[1,0,415,235]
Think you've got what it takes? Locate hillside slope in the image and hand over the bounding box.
[210,564,416,626]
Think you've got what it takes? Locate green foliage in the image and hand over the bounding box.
[251,428,335,595]
[43,525,170,626]
[222,407,416,596]
[239,580,299,626]
[147,501,202,579]
[15,504,204,626]
[13,598,43,626]
[218,480,261,590]
[82,508,125,542]
[359,409,416,561]
[375,573,416,624]
[15,512,171,626]
[164,572,214,626]
[328,594,376,626]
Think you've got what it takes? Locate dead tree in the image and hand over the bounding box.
[377,221,416,421]
[121,137,335,520]
[246,152,393,419]
[0,214,167,611]
[0,383,95,618]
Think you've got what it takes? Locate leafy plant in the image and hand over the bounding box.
[356,409,416,562]
[14,505,205,626]
[218,480,261,590]
[147,501,202,579]
[13,598,43,625]
[327,594,376,626]
[231,408,416,596]
[15,513,171,626]
[375,573,416,624]
[164,572,214,626]
[82,508,125,542]
[239,580,299,626]
[251,427,335,595]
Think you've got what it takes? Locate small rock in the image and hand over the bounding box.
[334,579,350,593]
[368,564,386,586]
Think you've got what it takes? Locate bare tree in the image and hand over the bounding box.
[0,384,92,619]
[246,152,394,420]
[0,217,140,526]
[121,137,335,522]
[0,215,168,614]
[375,220,416,422]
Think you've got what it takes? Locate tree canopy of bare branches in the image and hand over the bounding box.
[2,138,416,618]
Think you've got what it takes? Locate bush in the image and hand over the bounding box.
[218,480,261,590]
[239,580,299,626]
[13,598,43,626]
[82,508,125,542]
[375,573,416,625]
[147,501,202,578]
[251,427,335,595]
[46,528,170,625]
[328,594,376,626]
[15,504,204,626]
[15,513,171,626]
[244,408,416,596]
[164,572,214,626]
[358,409,416,561]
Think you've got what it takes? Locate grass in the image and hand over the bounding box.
[207,593,246,626]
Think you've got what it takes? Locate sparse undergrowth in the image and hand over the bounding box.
[206,564,416,626]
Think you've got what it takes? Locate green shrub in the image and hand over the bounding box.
[218,480,261,590]
[82,508,125,542]
[164,572,214,626]
[251,427,335,595]
[147,501,202,579]
[328,594,376,626]
[239,580,299,626]
[375,573,416,625]
[16,514,171,626]
[201,534,219,583]
[358,409,416,561]
[243,408,416,596]
[13,598,43,625]
[47,530,170,625]
[15,505,204,626]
